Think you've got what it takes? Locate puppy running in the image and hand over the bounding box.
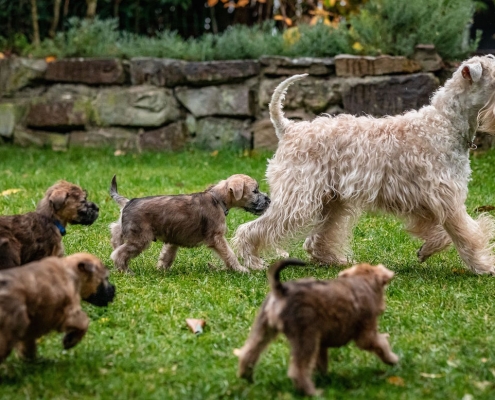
[109,174,270,273]
[235,259,398,396]
[0,253,115,363]
[0,181,99,269]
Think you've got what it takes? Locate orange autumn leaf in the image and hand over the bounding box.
[45,56,56,63]
[387,376,405,386]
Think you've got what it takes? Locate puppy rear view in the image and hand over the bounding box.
[109,174,270,274]
[235,260,398,396]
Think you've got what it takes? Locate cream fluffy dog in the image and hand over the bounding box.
[233,55,495,274]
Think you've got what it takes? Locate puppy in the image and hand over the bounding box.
[0,181,99,269]
[0,253,115,363]
[109,174,270,273]
[235,259,398,396]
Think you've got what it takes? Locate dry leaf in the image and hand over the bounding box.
[186,318,206,334]
[0,53,5,59]
[210,150,219,157]
[387,376,405,386]
[473,381,492,390]
[1,188,23,196]
[420,372,444,378]
[207,0,218,6]
[114,150,125,156]
[45,56,56,63]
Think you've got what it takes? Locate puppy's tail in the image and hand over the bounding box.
[109,175,129,209]
[268,258,306,298]
[269,74,308,140]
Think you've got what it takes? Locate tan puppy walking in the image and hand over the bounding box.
[109,174,270,273]
[0,253,115,363]
[235,259,398,396]
[0,181,99,269]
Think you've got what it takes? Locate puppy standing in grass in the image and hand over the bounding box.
[0,253,115,363]
[0,181,99,269]
[234,259,398,396]
[109,174,270,273]
[233,55,495,274]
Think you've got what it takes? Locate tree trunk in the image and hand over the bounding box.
[86,0,97,19]
[49,0,63,38]
[30,0,40,46]
[114,0,122,18]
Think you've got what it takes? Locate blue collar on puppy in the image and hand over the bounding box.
[54,220,66,236]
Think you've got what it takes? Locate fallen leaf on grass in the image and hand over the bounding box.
[1,188,23,196]
[387,376,405,386]
[186,318,206,335]
[473,381,492,391]
[420,372,444,378]
[114,150,125,156]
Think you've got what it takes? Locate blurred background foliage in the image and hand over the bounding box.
[0,0,493,61]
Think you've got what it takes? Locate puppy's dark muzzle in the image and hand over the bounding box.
[76,202,99,225]
[245,194,271,216]
[85,281,116,307]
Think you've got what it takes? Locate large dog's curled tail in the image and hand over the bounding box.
[269,74,308,140]
[268,258,306,298]
[109,175,129,209]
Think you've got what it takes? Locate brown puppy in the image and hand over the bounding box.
[0,253,115,363]
[234,259,398,396]
[0,181,99,269]
[109,174,270,274]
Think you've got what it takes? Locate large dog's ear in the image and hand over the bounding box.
[462,62,482,83]
[49,190,69,211]
[229,179,245,201]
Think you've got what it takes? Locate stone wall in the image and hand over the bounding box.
[3,47,485,153]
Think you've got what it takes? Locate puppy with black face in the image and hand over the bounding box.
[109,174,270,274]
[235,259,398,396]
[0,181,99,269]
[0,253,115,363]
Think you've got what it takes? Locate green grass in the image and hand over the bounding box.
[1,145,495,399]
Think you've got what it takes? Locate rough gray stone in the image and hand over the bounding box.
[335,54,421,77]
[259,77,342,113]
[183,60,259,85]
[413,44,443,72]
[130,58,187,87]
[175,84,254,117]
[0,57,47,96]
[45,58,125,84]
[70,128,138,150]
[0,103,26,138]
[260,56,335,76]
[342,73,439,116]
[252,118,277,151]
[14,127,69,151]
[194,117,251,150]
[94,86,181,127]
[139,121,189,151]
[26,101,88,129]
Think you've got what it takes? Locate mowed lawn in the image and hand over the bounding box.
[1,145,495,400]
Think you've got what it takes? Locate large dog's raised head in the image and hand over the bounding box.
[443,55,495,134]
[219,174,271,215]
[65,253,115,307]
[37,181,99,226]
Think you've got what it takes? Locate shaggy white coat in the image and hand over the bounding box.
[233,55,495,274]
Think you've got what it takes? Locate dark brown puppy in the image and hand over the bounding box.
[0,253,115,363]
[0,181,99,269]
[234,259,398,396]
[109,174,270,274]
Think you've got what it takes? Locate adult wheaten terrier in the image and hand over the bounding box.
[233,55,495,274]
[234,259,397,396]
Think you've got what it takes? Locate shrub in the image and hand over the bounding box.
[349,0,480,60]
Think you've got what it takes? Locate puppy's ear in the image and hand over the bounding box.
[376,264,394,285]
[49,190,69,211]
[78,261,96,274]
[462,62,482,83]
[229,180,245,201]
